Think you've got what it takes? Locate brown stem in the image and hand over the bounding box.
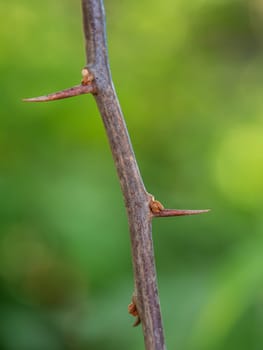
[81,1,166,349]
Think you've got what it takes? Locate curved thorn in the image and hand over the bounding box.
[23,83,95,102]
[153,209,210,217]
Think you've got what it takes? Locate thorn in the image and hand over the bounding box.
[154,208,210,217]
[133,317,141,327]
[23,83,95,102]
[149,195,210,218]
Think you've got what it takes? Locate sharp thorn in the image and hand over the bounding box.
[153,209,210,217]
[23,83,95,102]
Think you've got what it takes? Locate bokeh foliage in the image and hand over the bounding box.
[0,0,263,349]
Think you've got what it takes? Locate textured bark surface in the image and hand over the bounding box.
[81,1,166,349]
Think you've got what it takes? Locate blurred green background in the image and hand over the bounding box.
[1,0,263,349]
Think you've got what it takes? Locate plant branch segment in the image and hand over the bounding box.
[23,1,210,349]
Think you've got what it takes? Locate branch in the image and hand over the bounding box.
[24,1,210,349]
[81,2,166,349]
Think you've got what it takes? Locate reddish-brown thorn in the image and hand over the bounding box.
[23,83,95,102]
[153,209,210,217]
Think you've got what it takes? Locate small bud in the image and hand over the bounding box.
[150,199,164,214]
[81,68,94,85]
